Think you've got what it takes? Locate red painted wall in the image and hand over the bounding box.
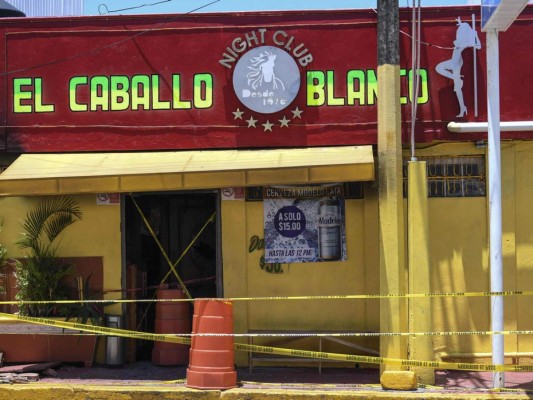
[0,6,531,152]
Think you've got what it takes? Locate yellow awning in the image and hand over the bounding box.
[0,146,375,196]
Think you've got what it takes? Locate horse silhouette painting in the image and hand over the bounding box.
[436,17,481,117]
[246,50,286,91]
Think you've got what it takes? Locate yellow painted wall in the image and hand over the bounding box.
[222,141,533,366]
[4,141,533,366]
[413,144,490,356]
[245,200,367,330]
[415,142,526,361]
[222,192,380,365]
[515,142,533,356]
[220,199,249,365]
[0,194,122,313]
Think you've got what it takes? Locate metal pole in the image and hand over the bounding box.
[472,14,478,117]
[486,28,504,388]
[410,0,416,159]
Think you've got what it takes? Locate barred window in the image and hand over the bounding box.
[403,156,486,198]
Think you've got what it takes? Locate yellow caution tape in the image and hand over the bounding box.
[129,194,193,299]
[158,211,216,289]
[3,312,533,339]
[0,299,180,305]
[0,312,191,345]
[1,289,530,306]
[240,381,533,394]
[491,388,533,394]
[178,330,533,337]
[214,290,529,301]
[236,342,531,373]
[162,379,187,384]
[239,381,382,389]
[4,311,533,373]
[418,384,533,394]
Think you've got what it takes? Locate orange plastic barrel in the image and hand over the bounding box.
[151,287,191,365]
[186,299,237,389]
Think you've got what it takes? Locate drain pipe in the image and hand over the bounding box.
[448,121,533,133]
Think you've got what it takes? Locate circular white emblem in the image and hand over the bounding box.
[232,46,300,114]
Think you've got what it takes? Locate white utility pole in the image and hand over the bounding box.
[482,0,529,388]
[486,28,504,389]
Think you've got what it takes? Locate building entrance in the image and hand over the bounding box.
[123,191,218,360]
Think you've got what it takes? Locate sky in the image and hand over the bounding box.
[85,0,481,16]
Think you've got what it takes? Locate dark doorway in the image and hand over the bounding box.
[123,191,219,360]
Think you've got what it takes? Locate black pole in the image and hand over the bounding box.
[377,0,399,67]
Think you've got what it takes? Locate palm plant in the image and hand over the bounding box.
[15,196,83,317]
[65,273,107,325]
[0,244,10,295]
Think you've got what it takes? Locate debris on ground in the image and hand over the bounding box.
[0,372,39,383]
[0,362,61,383]
[0,362,61,374]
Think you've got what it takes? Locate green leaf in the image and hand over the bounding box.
[15,196,83,317]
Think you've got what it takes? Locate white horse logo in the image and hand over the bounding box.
[246,50,286,91]
[233,46,300,113]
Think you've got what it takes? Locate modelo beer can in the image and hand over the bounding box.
[317,198,342,260]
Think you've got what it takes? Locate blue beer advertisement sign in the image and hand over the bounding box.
[263,184,347,263]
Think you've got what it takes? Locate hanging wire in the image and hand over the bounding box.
[98,0,173,15]
[371,7,453,50]
[401,29,453,50]
[8,3,454,79]
[0,0,220,77]
[410,1,416,161]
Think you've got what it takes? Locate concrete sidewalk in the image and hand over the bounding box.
[1,364,533,399]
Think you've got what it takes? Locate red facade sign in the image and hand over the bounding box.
[0,6,532,152]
